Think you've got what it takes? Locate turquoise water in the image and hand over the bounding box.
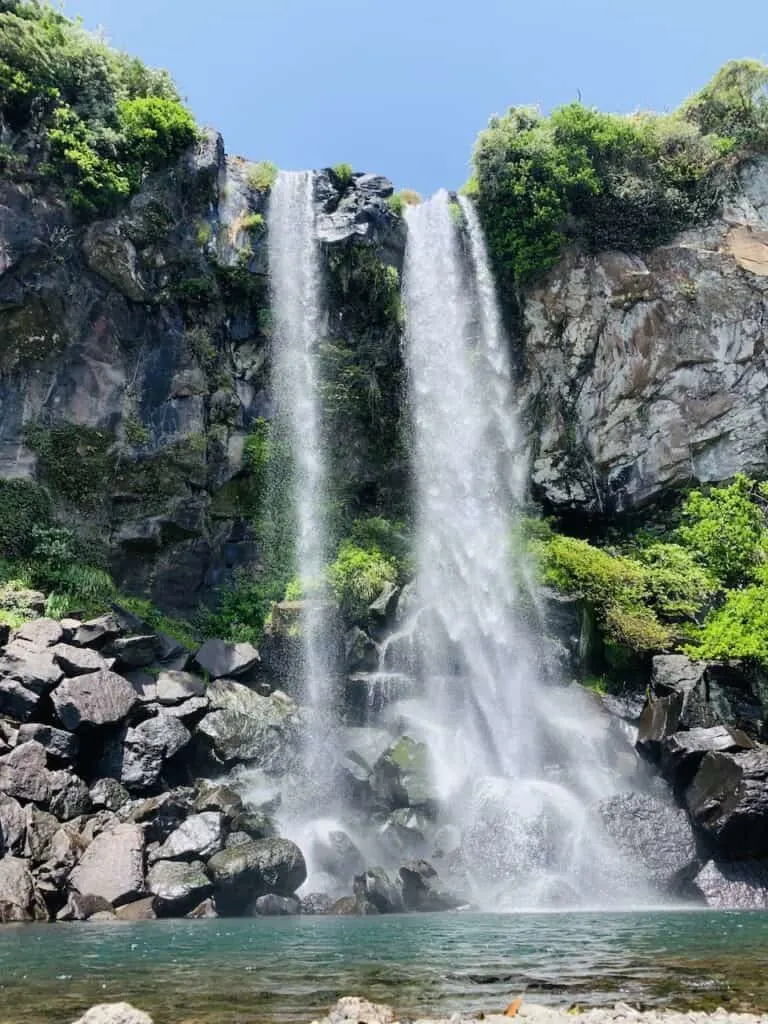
[1,911,768,1024]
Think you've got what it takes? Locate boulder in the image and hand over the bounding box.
[17,723,79,763]
[344,627,379,673]
[73,614,122,648]
[352,867,403,913]
[51,643,110,677]
[101,715,190,791]
[52,670,139,730]
[125,789,193,842]
[15,618,64,647]
[253,893,300,915]
[685,749,768,858]
[370,737,433,811]
[36,823,87,888]
[57,891,114,921]
[323,997,394,1024]
[49,770,91,820]
[196,681,299,769]
[368,582,400,624]
[0,856,46,922]
[192,781,243,821]
[155,670,206,705]
[0,793,25,855]
[149,812,224,863]
[313,830,365,883]
[147,859,212,916]
[378,807,431,856]
[193,638,259,679]
[0,740,51,802]
[186,896,217,918]
[150,696,208,720]
[597,792,699,895]
[23,805,60,863]
[232,809,277,840]
[114,897,157,921]
[659,725,755,792]
[0,646,64,719]
[105,635,160,669]
[225,831,253,849]
[89,778,130,811]
[69,823,145,907]
[207,837,307,914]
[69,1003,153,1024]
[693,859,768,909]
[398,859,462,911]
[301,892,333,915]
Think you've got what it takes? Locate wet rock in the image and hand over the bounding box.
[193,638,259,679]
[330,895,365,915]
[378,807,431,856]
[352,867,404,913]
[693,859,768,909]
[368,582,400,624]
[101,715,190,791]
[49,771,91,820]
[0,740,51,802]
[232,809,277,840]
[313,830,365,883]
[370,737,433,811]
[70,1002,153,1024]
[125,789,193,842]
[399,859,462,911]
[0,793,25,855]
[225,830,252,849]
[196,681,299,769]
[17,723,79,763]
[89,778,130,812]
[52,670,139,730]
[57,891,114,921]
[69,823,145,907]
[0,856,47,922]
[186,896,217,918]
[253,893,301,915]
[686,749,768,858]
[115,897,157,921]
[598,793,699,895]
[147,859,212,916]
[155,670,206,705]
[660,726,755,792]
[73,614,122,649]
[149,812,224,863]
[15,618,64,648]
[51,643,109,677]
[344,627,379,673]
[301,892,333,915]
[207,837,307,914]
[151,695,208,720]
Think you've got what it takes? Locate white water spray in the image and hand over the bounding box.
[401,191,650,908]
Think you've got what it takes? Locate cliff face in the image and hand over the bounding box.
[520,156,768,519]
[0,133,403,614]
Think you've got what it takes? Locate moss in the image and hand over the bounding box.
[124,414,151,447]
[0,479,54,557]
[246,160,278,192]
[25,422,115,509]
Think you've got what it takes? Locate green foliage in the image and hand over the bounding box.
[332,162,354,187]
[0,479,54,557]
[387,189,421,216]
[637,542,717,619]
[469,61,762,287]
[327,538,398,620]
[682,59,768,148]
[241,211,265,233]
[25,422,114,507]
[118,596,198,650]
[0,1,197,214]
[247,160,278,192]
[686,585,768,663]
[676,474,766,588]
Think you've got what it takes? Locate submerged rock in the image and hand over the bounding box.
[147,859,212,916]
[70,1003,153,1024]
[206,837,307,914]
[253,893,300,915]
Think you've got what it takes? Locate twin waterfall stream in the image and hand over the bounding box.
[265,173,652,910]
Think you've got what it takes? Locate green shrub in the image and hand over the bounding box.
[116,95,196,171]
[604,603,672,653]
[637,542,717,619]
[676,474,766,588]
[682,59,768,148]
[536,534,647,611]
[0,479,54,557]
[387,189,421,216]
[242,211,265,233]
[247,160,278,192]
[118,595,198,650]
[327,539,397,620]
[331,162,354,187]
[686,584,768,664]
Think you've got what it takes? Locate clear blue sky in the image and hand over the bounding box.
[64,0,767,196]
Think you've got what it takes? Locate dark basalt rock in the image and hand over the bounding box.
[399,859,462,912]
[659,725,754,793]
[369,736,433,812]
[0,646,64,720]
[51,670,139,730]
[149,812,224,863]
[17,723,79,763]
[15,619,64,648]
[313,830,365,884]
[193,639,260,680]
[148,859,212,917]
[0,793,26,856]
[253,893,301,915]
[597,792,700,896]
[207,838,307,915]
[685,749,768,859]
[352,867,403,913]
[693,859,768,908]
[69,823,145,907]
[0,740,51,803]
[73,615,123,649]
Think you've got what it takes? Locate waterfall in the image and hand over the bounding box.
[401,191,650,908]
[267,171,334,800]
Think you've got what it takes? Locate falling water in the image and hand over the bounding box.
[401,191,651,908]
[267,171,334,801]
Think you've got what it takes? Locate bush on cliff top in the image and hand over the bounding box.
[469,59,767,288]
[0,0,197,213]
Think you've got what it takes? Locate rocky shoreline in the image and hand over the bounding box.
[66,997,768,1024]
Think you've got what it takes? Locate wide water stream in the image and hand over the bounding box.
[1,911,767,1023]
